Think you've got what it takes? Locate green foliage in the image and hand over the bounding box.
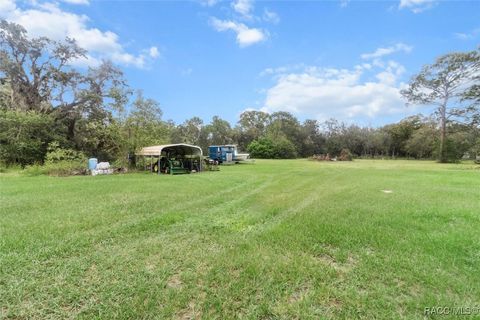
[0,78,12,109]
[299,119,325,156]
[247,136,297,159]
[471,137,480,160]
[401,48,480,162]
[77,120,125,161]
[236,110,270,150]
[0,110,57,166]
[405,123,438,159]
[23,163,47,176]
[247,138,275,158]
[339,148,353,161]
[1,20,478,166]
[112,156,130,169]
[272,136,298,159]
[204,116,234,146]
[443,131,473,162]
[23,142,87,176]
[25,159,87,176]
[171,116,204,146]
[45,141,86,163]
[124,91,171,163]
[383,116,423,158]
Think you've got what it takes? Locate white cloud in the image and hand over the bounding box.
[361,43,412,60]
[181,68,193,76]
[398,0,436,13]
[232,0,254,18]
[261,60,409,121]
[209,0,277,47]
[61,0,90,5]
[260,64,305,77]
[149,46,160,58]
[1,0,158,68]
[210,17,267,47]
[454,28,480,40]
[199,0,219,6]
[340,0,350,8]
[263,8,280,24]
[0,0,16,13]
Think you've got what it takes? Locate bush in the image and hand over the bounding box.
[272,137,297,159]
[0,162,23,173]
[44,160,87,176]
[22,142,88,176]
[112,156,129,169]
[247,137,297,159]
[0,110,57,166]
[247,138,275,158]
[434,132,473,163]
[25,159,87,177]
[24,164,47,176]
[339,148,353,161]
[45,142,86,163]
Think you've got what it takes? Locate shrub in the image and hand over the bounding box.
[112,156,129,169]
[247,137,297,159]
[43,160,87,176]
[45,142,86,163]
[432,132,473,163]
[272,137,297,159]
[24,164,47,176]
[247,138,275,159]
[24,159,87,177]
[34,142,88,176]
[339,148,353,161]
[0,110,57,166]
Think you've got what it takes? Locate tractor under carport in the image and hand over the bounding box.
[136,144,203,175]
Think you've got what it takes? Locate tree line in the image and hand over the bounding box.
[1,20,479,168]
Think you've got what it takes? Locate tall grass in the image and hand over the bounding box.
[1,160,479,319]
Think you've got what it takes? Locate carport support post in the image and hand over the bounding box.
[150,155,153,173]
[157,156,160,175]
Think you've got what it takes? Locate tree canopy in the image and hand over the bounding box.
[1,20,479,167]
[401,48,480,162]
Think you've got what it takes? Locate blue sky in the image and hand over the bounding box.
[1,0,479,126]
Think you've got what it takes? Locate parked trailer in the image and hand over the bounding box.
[208,145,251,164]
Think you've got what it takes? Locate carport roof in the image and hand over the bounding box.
[136,144,203,156]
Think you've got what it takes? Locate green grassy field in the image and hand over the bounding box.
[1,160,480,319]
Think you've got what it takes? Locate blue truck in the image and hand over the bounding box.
[208,145,250,164]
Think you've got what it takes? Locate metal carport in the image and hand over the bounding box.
[136,144,203,174]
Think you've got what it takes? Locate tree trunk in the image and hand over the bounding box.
[438,103,448,163]
[67,117,77,144]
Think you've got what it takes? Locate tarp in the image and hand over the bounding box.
[136,144,203,157]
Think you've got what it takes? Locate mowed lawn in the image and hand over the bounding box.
[1,160,479,319]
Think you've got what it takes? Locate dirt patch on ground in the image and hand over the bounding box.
[288,284,311,304]
[167,273,183,289]
[175,293,207,320]
[176,301,198,320]
[313,254,357,274]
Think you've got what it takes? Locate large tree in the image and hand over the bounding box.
[0,20,85,112]
[125,90,169,155]
[0,20,128,145]
[205,116,234,146]
[401,48,480,162]
[298,119,326,157]
[236,110,270,150]
[171,117,205,146]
